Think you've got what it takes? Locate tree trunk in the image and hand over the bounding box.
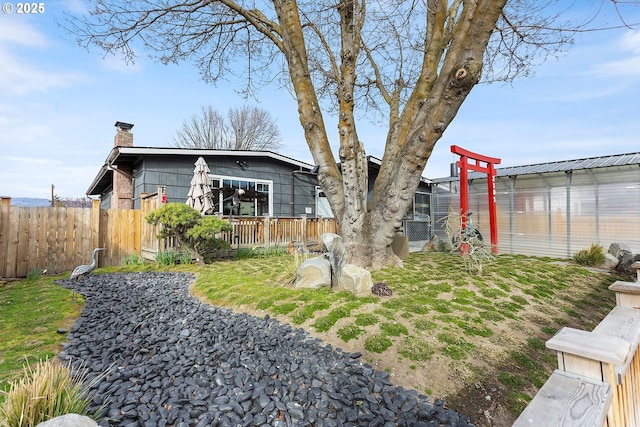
[177,237,205,266]
[272,0,507,270]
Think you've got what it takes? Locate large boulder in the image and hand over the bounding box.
[322,233,347,285]
[391,234,409,259]
[294,257,331,289]
[36,414,98,427]
[616,253,640,280]
[609,242,632,259]
[600,253,620,270]
[337,264,373,295]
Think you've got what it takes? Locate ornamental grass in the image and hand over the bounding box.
[1,359,94,427]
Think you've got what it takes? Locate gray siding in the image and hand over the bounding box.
[130,155,317,217]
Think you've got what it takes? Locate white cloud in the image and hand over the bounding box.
[0,155,54,165]
[60,0,89,15]
[619,31,640,54]
[0,17,49,47]
[588,30,640,78]
[99,53,144,74]
[0,17,89,96]
[0,47,88,96]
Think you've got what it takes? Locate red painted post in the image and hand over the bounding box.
[458,156,469,254]
[487,163,499,254]
[458,155,469,230]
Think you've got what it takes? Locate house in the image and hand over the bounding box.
[87,122,326,217]
[430,152,640,258]
[86,122,433,225]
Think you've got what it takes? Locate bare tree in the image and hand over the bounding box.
[67,0,638,269]
[174,105,283,151]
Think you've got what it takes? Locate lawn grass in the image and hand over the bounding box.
[0,251,618,423]
[0,275,83,404]
[190,251,618,417]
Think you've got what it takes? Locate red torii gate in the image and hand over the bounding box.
[451,145,501,254]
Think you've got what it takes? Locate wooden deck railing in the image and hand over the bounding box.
[221,215,338,249]
[514,261,640,427]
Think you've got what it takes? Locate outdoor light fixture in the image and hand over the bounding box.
[236,160,247,169]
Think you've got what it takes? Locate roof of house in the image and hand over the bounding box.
[86,146,315,196]
[430,152,640,183]
[367,155,432,184]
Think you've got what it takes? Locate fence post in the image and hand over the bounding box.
[300,214,307,250]
[91,199,100,252]
[0,197,10,278]
[263,215,271,248]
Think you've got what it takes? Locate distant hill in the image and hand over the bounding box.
[10,198,51,207]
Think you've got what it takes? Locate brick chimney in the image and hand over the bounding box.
[112,121,134,209]
[114,121,134,146]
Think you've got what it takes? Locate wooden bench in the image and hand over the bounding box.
[516,272,640,427]
[513,370,612,427]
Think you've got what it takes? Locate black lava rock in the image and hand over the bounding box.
[58,272,474,426]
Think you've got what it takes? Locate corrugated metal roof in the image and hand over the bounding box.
[431,152,640,183]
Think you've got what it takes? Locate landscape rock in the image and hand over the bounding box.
[601,253,620,270]
[609,242,632,259]
[616,253,640,280]
[372,282,393,296]
[322,233,347,284]
[57,272,474,427]
[391,234,409,259]
[294,257,331,289]
[337,263,374,295]
[36,414,98,427]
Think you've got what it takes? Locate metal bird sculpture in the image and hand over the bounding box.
[69,247,105,301]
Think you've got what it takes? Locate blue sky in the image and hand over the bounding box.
[1,1,639,200]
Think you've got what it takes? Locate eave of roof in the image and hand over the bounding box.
[87,147,435,196]
[366,155,432,184]
[86,147,316,196]
[114,146,315,168]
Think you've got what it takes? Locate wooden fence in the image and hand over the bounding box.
[0,195,338,278]
[514,263,640,427]
[0,197,140,278]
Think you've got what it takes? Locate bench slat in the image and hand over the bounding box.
[513,370,612,427]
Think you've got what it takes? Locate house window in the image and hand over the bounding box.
[211,175,273,216]
[412,192,430,219]
[316,186,334,218]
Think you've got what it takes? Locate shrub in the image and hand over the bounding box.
[123,253,147,266]
[156,250,190,266]
[398,337,434,361]
[1,359,95,427]
[235,247,256,259]
[380,322,409,336]
[146,204,232,264]
[354,313,379,326]
[276,251,312,286]
[573,243,606,266]
[236,246,288,259]
[364,334,392,353]
[441,208,495,274]
[199,238,232,262]
[25,269,44,282]
[337,324,364,342]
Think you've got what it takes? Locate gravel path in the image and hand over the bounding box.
[59,272,474,427]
